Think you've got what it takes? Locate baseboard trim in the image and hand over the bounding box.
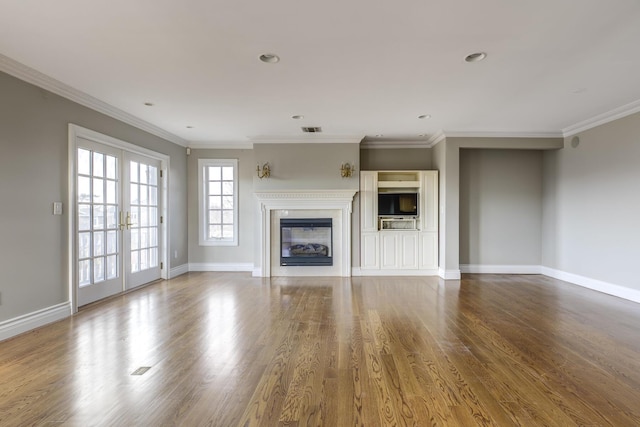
[354,268,439,277]
[541,267,640,304]
[439,268,461,280]
[169,264,189,279]
[460,264,543,274]
[0,302,71,342]
[189,263,254,272]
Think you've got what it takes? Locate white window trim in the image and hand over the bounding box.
[198,158,239,246]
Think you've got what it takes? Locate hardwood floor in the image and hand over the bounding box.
[1,273,640,426]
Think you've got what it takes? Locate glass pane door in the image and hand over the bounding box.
[124,153,162,289]
[76,139,123,306]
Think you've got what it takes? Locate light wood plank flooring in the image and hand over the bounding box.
[1,273,640,426]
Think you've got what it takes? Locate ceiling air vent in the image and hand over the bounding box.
[301,126,322,133]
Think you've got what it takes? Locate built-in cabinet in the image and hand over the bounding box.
[360,170,438,275]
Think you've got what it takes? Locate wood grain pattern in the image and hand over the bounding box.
[1,272,640,426]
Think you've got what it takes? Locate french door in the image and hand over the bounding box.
[75,138,162,306]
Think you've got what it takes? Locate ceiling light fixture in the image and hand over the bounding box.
[144,102,154,106]
[375,134,384,137]
[291,115,304,119]
[186,126,194,129]
[259,53,280,63]
[465,52,487,63]
[418,114,431,119]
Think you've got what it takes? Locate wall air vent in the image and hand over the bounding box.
[301,126,322,133]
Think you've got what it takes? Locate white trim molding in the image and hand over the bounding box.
[169,264,189,279]
[189,263,254,272]
[460,264,542,274]
[439,268,461,280]
[0,54,187,146]
[0,302,71,342]
[563,99,640,137]
[541,267,640,304]
[354,268,439,277]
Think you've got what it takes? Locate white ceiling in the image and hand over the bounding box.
[2,0,640,146]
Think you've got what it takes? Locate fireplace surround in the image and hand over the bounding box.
[254,190,357,277]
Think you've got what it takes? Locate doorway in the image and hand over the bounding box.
[69,125,168,308]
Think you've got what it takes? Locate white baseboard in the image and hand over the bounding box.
[252,267,263,277]
[169,264,189,279]
[439,268,461,280]
[189,263,254,272]
[460,264,542,274]
[0,302,71,342]
[541,267,640,304]
[354,268,439,277]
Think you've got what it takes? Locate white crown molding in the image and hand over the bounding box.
[0,54,187,147]
[427,130,447,147]
[188,141,254,150]
[443,130,563,138]
[562,99,640,137]
[250,135,363,144]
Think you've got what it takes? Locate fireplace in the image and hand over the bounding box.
[280,218,333,266]
[254,190,357,277]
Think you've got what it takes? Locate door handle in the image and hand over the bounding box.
[126,211,134,230]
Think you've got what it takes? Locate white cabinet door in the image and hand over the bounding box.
[380,233,398,269]
[399,233,419,269]
[420,170,438,232]
[380,232,419,270]
[419,231,438,270]
[360,171,378,232]
[361,233,379,269]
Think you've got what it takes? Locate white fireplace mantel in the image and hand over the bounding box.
[254,190,357,277]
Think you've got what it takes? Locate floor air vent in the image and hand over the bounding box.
[131,366,152,375]
[301,126,322,133]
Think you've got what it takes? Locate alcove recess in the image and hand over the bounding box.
[360,170,438,275]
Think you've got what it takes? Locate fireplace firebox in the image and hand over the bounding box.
[280,218,333,266]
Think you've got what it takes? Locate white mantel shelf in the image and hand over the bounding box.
[254,190,358,277]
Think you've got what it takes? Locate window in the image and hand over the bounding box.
[198,159,238,246]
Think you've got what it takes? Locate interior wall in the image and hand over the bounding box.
[187,148,255,265]
[253,143,361,268]
[253,143,360,191]
[360,147,432,170]
[542,112,640,291]
[0,71,188,323]
[460,149,543,266]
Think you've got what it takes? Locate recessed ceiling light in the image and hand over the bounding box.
[291,115,304,119]
[418,114,431,119]
[144,102,154,106]
[465,52,487,63]
[418,134,427,137]
[259,53,280,63]
[375,134,384,137]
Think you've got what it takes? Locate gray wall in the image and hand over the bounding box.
[360,148,432,170]
[435,137,562,275]
[253,143,360,191]
[188,143,361,268]
[542,112,640,290]
[0,71,187,322]
[187,148,255,265]
[460,149,543,265]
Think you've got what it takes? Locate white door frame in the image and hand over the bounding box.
[68,124,170,313]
